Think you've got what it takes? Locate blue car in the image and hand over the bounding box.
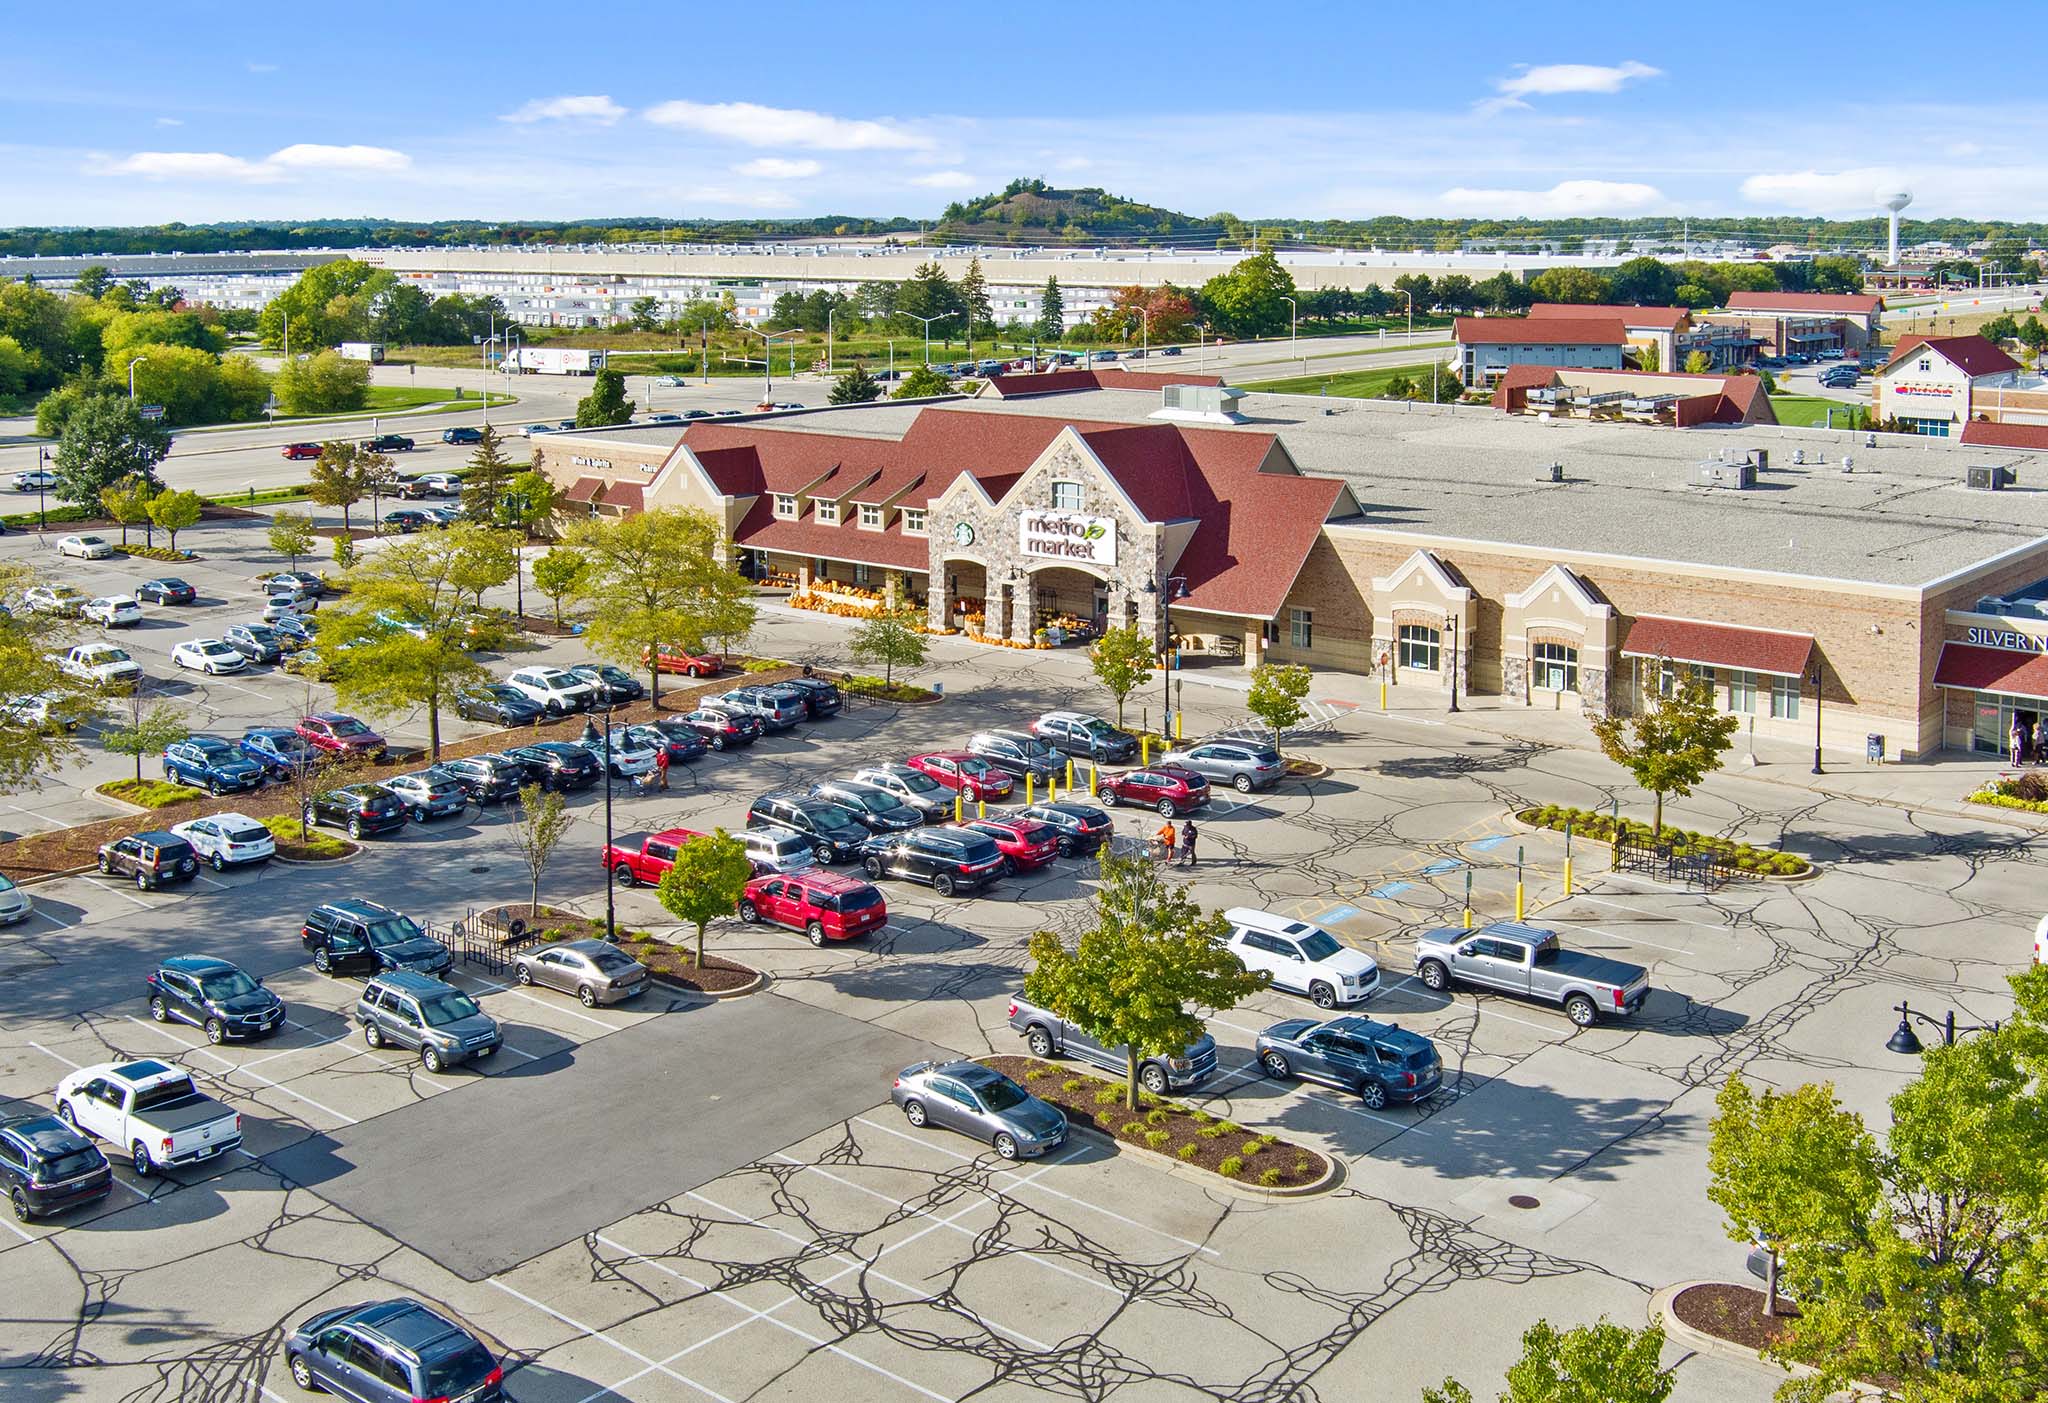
[163,737,266,795]
[240,726,320,779]
[1254,1015,1443,1110]
[441,426,483,445]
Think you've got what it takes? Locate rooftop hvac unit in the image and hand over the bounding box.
[1793,449,1806,465]
[1967,465,2015,491]
[1545,462,1564,483]
[1974,597,2012,615]
[1697,461,1758,490]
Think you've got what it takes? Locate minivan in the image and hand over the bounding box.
[286,1298,505,1403]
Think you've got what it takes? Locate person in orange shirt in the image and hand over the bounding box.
[1153,820,1177,862]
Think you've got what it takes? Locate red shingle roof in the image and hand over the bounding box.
[599,480,644,511]
[982,367,1225,398]
[1960,420,2048,450]
[1726,291,1882,316]
[1620,617,1814,677]
[562,477,605,504]
[1454,316,1628,346]
[1883,334,2021,379]
[1529,303,1689,331]
[1933,643,2048,699]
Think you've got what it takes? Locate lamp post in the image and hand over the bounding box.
[1885,1000,2000,1054]
[1809,660,1824,775]
[826,305,835,378]
[1396,288,1414,342]
[1445,612,1460,713]
[1282,295,1297,367]
[747,328,796,403]
[126,355,149,401]
[36,446,49,531]
[482,314,495,428]
[905,313,945,367]
[602,698,617,938]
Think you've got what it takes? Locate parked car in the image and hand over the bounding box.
[162,736,266,794]
[1413,921,1650,1027]
[645,644,724,678]
[580,729,657,777]
[303,899,451,977]
[55,535,115,560]
[270,570,324,599]
[1,692,79,731]
[556,419,577,431]
[962,816,1061,875]
[269,614,317,650]
[1254,1015,1443,1110]
[849,762,951,820]
[145,954,285,1043]
[12,467,58,491]
[674,706,759,749]
[965,729,1062,783]
[309,783,408,839]
[503,740,601,791]
[522,423,552,437]
[134,577,196,605]
[1221,907,1380,1010]
[513,937,649,1006]
[0,1113,112,1221]
[356,971,499,1072]
[742,827,818,876]
[261,595,317,625]
[59,642,142,688]
[0,873,33,926]
[453,683,542,725]
[363,433,415,453]
[171,638,248,675]
[1099,765,1210,816]
[778,676,843,718]
[441,426,484,445]
[419,471,464,495]
[281,442,322,460]
[420,506,462,528]
[624,720,707,765]
[382,770,470,823]
[604,828,697,886]
[654,374,688,388]
[222,623,283,664]
[239,726,319,778]
[381,509,429,534]
[503,665,598,716]
[96,830,199,890]
[811,778,922,833]
[434,753,527,805]
[905,751,1014,802]
[740,871,887,945]
[1031,710,1138,762]
[54,1058,242,1175]
[24,584,87,615]
[891,1059,1066,1160]
[1007,992,1218,1094]
[746,793,872,864]
[649,412,681,424]
[715,685,804,730]
[297,712,387,759]
[858,825,1005,896]
[567,662,645,705]
[284,1298,505,1403]
[1158,739,1284,793]
[82,595,143,627]
[169,812,277,870]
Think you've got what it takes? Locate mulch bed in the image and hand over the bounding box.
[984,1054,1330,1189]
[0,665,798,882]
[485,903,760,995]
[1670,1282,1799,1353]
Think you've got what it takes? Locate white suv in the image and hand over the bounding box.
[503,666,597,716]
[1220,907,1380,1010]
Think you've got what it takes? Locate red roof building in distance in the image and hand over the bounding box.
[1455,316,1629,386]
[1528,303,1689,331]
[1884,333,2021,379]
[1875,333,2045,436]
[1960,420,2048,451]
[1489,366,1777,427]
[1725,290,1884,318]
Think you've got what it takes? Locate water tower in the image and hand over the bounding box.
[1878,189,1913,267]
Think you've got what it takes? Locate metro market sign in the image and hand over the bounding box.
[1019,510,1116,566]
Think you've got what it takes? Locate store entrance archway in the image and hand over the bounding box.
[1021,563,1114,644]
[936,556,988,635]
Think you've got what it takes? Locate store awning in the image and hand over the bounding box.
[1932,643,2048,699]
[562,477,605,504]
[1621,617,1815,678]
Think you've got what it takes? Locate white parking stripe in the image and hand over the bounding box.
[488,1278,738,1403]
[1578,925,1694,957]
[122,1015,360,1126]
[454,970,626,1032]
[1577,893,1733,933]
[81,879,156,910]
[1192,1059,1431,1135]
[2,1215,33,1243]
[28,1040,83,1069]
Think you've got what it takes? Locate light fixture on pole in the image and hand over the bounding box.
[1885,999,1998,1055]
[826,305,835,378]
[746,327,797,402]
[1282,295,1297,367]
[904,313,945,367]
[1445,611,1460,713]
[127,355,149,401]
[1809,660,1824,775]
[36,446,49,532]
[602,699,617,939]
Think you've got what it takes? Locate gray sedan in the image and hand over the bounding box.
[890,1060,1067,1159]
[1158,739,1285,793]
[512,939,649,1006]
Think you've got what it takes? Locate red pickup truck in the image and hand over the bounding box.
[605,828,702,886]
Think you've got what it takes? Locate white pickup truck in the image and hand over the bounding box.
[1414,921,1650,1027]
[55,1058,243,1176]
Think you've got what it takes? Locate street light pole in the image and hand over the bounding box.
[602,701,616,939]
[36,447,48,532]
[826,305,835,378]
[1885,999,2000,1054]
[905,313,944,367]
[1810,661,1824,775]
[483,313,494,428]
[127,355,149,401]
[747,328,796,403]
[1445,613,1460,713]
[1282,295,1296,366]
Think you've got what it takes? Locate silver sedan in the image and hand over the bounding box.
[890,1060,1067,1160]
[1157,739,1286,793]
[511,939,649,1007]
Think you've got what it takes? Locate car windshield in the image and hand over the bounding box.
[198,969,260,1000]
[363,916,424,948]
[38,1145,103,1180]
[1298,930,1343,961]
[966,1071,1028,1112]
[418,990,482,1026]
[592,950,640,974]
[420,1341,497,1396]
[201,642,234,655]
[894,770,940,793]
[830,789,884,813]
[327,718,368,736]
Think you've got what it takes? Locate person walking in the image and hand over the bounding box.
[1152,819,1177,864]
[2013,718,2027,768]
[655,744,670,791]
[1179,818,1199,868]
[2034,716,2048,768]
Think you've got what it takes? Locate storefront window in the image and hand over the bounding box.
[1770,676,1800,719]
[1398,624,1440,671]
[1290,609,1313,648]
[1728,670,1758,714]
[854,563,870,587]
[1051,481,1084,511]
[1532,642,1579,692]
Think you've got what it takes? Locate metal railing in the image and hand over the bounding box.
[1611,836,1731,890]
[443,907,541,977]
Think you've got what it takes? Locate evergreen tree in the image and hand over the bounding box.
[574,367,635,427]
[1038,276,1066,340]
[959,257,992,344]
[828,365,883,405]
[460,425,516,521]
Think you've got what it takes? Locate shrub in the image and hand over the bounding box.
[1199,1123,1228,1139]
[1259,1168,1283,1187]
[1178,1143,1199,1161]
[98,778,204,809]
[1189,1109,1212,1126]
[1218,1155,1244,1178]
[1218,1121,1242,1135]
[1292,1156,1312,1176]
[1254,1134,1277,1150]
[1241,1138,1266,1157]
[1120,1120,1147,1137]
[1145,1129,1171,1149]
[1062,1078,1086,1093]
[1094,1088,1122,1107]
[1145,1107,1170,1126]
[1023,1065,1053,1079]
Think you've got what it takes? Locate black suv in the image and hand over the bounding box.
[810,779,922,833]
[1,1114,112,1221]
[676,707,760,749]
[435,754,526,805]
[745,794,871,864]
[1014,801,1114,856]
[859,826,1006,897]
[309,784,408,838]
[96,830,199,890]
[286,1298,504,1403]
[302,900,451,978]
[503,742,601,792]
[146,954,284,1043]
[966,729,1062,782]
[454,684,543,725]
[566,663,645,705]
[779,676,843,719]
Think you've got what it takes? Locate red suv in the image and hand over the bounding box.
[1100,765,1211,816]
[296,712,387,759]
[643,644,724,678]
[906,751,1014,801]
[281,442,322,461]
[740,872,887,945]
[963,818,1061,875]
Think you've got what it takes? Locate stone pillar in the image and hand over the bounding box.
[1581,666,1610,720]
[1243,624,1264,670]
[927,587,948,633]
[883,574,898,612]
[1011,579,1038,644]
[1502,653,1529,704]
[985,586,1006,641]
[797,562,812,592]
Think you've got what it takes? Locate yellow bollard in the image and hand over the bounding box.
[1089,766,1099,796]
[1174,711,1183,741]
[1141,735,1150,766]
[1380,681,1387,711]
[1025,773,1035,806]
[1065,758,1074,790]
[953,791,962,823]
[1462,906,1473,930]
[1514,881,1525,922]
[977,797,986,819]
[1562,856,1573,898]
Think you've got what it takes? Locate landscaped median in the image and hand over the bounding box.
[983,1054,1335,1194]
[96,778,203,810]
[261,815,357,861]
[1966,771,2048,815]
[1515,804,1812,878]
[480,904,762,998]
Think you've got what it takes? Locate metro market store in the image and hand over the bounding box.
[1937,618,2048,754]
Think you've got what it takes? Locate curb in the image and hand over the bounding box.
[647,966,765,1000]
[16,863,94,888]
[1650,1281,1886,1398]
[1284,762,1332,781]
[271,844,362,866]
[1062,1123,1343,1199]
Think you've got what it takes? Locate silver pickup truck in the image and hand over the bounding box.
[54,1058,243,1176]
[1413,921,1650,1027]
[1006,993,1219,1094]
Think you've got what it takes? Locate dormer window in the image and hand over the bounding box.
[902,508,928,535]
[857,503,882,529]
[773,494,797,519]
[815,500,839,525]
[1051,481,1084,511]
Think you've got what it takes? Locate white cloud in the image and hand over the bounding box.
[1477,59,1661,116]
[90,143,410,183]
[500,95,625,125]
[1438,178,1666,215]
[1740,167,1903,212]
[907,170,977,190]
[153,117,182,128]
[266,143,411,173]
[642,100,930,150]
[733,157,822,179]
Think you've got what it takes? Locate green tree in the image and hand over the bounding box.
[574,366,634,427]
[505,469,558,538]
[267,510,316,569]
[1392,273,1434,317]
[0,572,93,788]
[893,365,954,399]
[657,828,754,965]
[1425,1318,1673,1403]
[829,364,882,404]
[52,395,170,509]
[1200,251,1296,337]
[273,350,370,414]
[532,546,587,626]
[630,295,661,332]
[1088,624,1154,728]
[1634,342,1660,373]
[895,261,962,334]
[1682,350,1712,374]
[1246,662,1312,745]
[509,783,569,919]
[445,521,518,610]
[72,265,114,300]
[1589,665,1739,839]
[1979,313,2020,344]
[1024,849,1266,1109]
[958,256,992,343]
[332,534,357,571]
[120,343,268,425]
[1038,276,1066,339]
[144,487,203,554]
[257,258,396,350]
[1526,266,1613,305]
[307,441,370,531]
[567,506,756,703]
[101,688,189,784]
[1606,257,1680,307]
[848,609,927,685]
[100,308,226,360]
[99,475,155,546]
[459,424,515,522]
[1808,256,1865,295]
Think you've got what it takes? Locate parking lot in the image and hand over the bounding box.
[0,522,2041,1401]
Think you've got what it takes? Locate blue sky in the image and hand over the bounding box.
[5,1,2046,226]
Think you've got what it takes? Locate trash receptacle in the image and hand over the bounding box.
[933,681,943,696]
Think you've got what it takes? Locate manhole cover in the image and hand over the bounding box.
[1507,1194,1541,1209]
[469,866,490,874]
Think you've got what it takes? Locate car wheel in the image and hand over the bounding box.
[514,963,535,987]
[1309,981,1336,1009]
[1564,994,1598,1028]
[134,871,151,891]
[813,843,834,866]
[421,1045,443,1074]
[131,1140,155,1177]
[1157,799,1177,817]
[58,1101,78,1130]
[902,1099,928,1128]
[993,1132,1020,1160]
[1261,1049,1293,1078]
[614,863,637,888]
[363,1022,384,1049]
[1234,774,1254,793]
[149,995,168,1023]
[933,874,956,898]
[288,1352,319,1392]
[347,820,364,840]
[410,807,429,824]
[1101,789,1119,806]
[1419,960,1450,992]
[1358,1079,1389,1110]
[1026,1025,1055,1059]
[710,734,726,750]
[578,985,598,1008]
[1057,837,1076,857]
[10,1186,31,1222]
[204,1018,225,1046]
[1140,1063,1169,1096]
[97,853,112,874]
[999,856,1016,878]
[806,920,827,947]
[312,948,331,974]
[209,853,226,872]
[208,778,224,796]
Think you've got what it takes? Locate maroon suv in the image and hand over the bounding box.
[296,712,387,759]
[1099,765,1211,816]
[962,818,1062,875]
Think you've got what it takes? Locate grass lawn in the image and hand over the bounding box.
[260,814,356,860]
[98,778,204,809]
[1769,394,1862,428]
[1240,361,1454,398]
